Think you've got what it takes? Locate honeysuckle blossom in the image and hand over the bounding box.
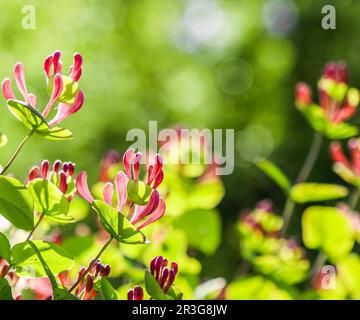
[27,159,76,198]
[150,256,178,294]
[296,61,360,125]
[330,138,360,187]
[1,50,84,127]
[60,259,110,300]
[76,149,166,230]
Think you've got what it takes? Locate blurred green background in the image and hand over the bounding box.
[0,0,358,281]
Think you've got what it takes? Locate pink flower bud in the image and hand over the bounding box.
[41,160,49,179]
[68,162,75,176]
[101,264,110,277]
[171,262,178,275]
[127,289,134,300]
[53,160,61,173]
[85,274,93,293]
[28,166,40,181]
[59,171,68,194]
[134,286,144,300]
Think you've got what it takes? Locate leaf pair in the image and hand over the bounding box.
[7,100,72,140]
[257,159,349,203]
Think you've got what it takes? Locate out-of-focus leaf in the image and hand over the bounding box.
[188,178,225,209]
[93,200,146,244]
[12,240,74,277]
[256,159,291,193]
[226,276,292,299]
[325,121,358,139]
[302,206,354,261]
[290,183,348,203]
[0,176,34,231]
[173,208,221,255]
[337,254,360,297]
[0,278,13,300]
[0,232,11,261]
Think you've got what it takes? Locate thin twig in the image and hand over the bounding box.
[26,212,45,241]
[0,130,35,175]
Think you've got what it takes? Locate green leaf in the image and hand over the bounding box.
[290,183,348,203]
[12,240,74,277]
[0,176,34,231]
[144,270,166,300]
[324,121,358,139]
[300,104,327,132]
[0,278,13,300]
[26,240,58,289]
[53,287,79,300]
[99,278,118,300]
[27,178,69,217]
[7,99,49,130]
[188,178,225,209]
[226,276,292,300]
[0,232,11,261]
[36,126,73,141]
[256,159,291,193]
[173,209,221,255]
[302,206,354,261]
[93,200,146,244]
[126,180,152,205]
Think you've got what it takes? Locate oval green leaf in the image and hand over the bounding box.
[290,183,348,203]
[12,240,74,277]
[302,206,354,261]
[0,233,11,261]
[0,176,34,231]
[127,180,152,205]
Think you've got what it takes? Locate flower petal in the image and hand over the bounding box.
[76,171,94,204]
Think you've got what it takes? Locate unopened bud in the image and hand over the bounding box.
[28,166,39,181]
[41,160,50,179]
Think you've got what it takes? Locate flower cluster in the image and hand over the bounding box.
[296,62,360,125]
[76,149,166,230]
[2,50,84,127]
[150,256,178,294]
[330,138,360,187]
[62,259,110,300]
[27,159,76,198]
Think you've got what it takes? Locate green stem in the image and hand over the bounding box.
[281,132,323,236]
[349,188,360,209]
[0,130,34,175]
[26,212,45,241]
[308,251,327,285]
[68,235,114,293]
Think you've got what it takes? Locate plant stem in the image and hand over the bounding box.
[26,212,45,241]
[281,132,323,236]
[0,130,35,175]
[308,251,327,285]
[349,188,360,209]
[68,235,114,293]
[295,131,323,184]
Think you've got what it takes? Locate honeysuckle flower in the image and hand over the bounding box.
[62,259,110,300]
[27,159,76,198]
[330,138,360,187]
[296,62,359,125]
[127,286,144,300]
[76,151,166,231]
[1,50,84,128]
[150,256,178,294]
